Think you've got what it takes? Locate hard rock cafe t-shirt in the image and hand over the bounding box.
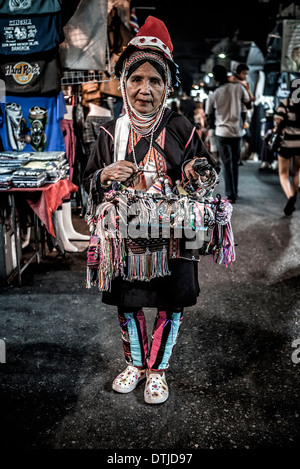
[0,91,66,152]
[0,50,62,94]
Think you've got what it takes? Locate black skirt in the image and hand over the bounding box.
[102,258,200,309]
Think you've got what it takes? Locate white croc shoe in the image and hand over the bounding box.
[112,365,146,394]
[144,371,169,404]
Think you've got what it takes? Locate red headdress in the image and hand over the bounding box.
[114,16,179,87]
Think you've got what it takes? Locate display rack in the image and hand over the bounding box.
[61,39,112,85]
[0,193,41,285]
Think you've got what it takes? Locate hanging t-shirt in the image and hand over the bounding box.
[0,13,64,55]
[0,0,61,15]
[0,91,66,152]
[0,50,62,94]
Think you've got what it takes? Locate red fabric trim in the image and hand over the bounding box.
[184,126,196,150]
[7,180,78,237]
[147,310,167,370]
[100,126,114,141]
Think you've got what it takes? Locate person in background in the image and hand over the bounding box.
[229,63,255,165]
[273,79,300,216]
[205,94,219,163]
[259,110,276,171]
[194,101,206,139]
[179,88,196,125]
[229,63,255,104]
[206,64,251,203]
[169,99,179,113]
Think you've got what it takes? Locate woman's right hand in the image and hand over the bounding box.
[100,161,137,184]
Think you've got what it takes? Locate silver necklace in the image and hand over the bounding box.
[130,128,156,172]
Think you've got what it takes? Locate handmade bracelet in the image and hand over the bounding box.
[100,181,112,188]
[97,168,112,188]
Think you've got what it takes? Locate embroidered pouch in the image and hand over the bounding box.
[87,235,100,269]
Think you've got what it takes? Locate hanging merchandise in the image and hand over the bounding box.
[281,19,300,72]
[82,104,112,161]
[99,6,133,97]
[0,91,66,152]
[85,159,235,291]
[85,188,235,291]
[81,81,102,108]
[245,42,265,97]
[60,115,76,184]
[0,13,64,56]
[0,1,65,92]
[99,52,122,98]
[0,50,62,95]
[0,1,91,259]
[0,0,62,16]
[263,25,282,96]
[59,0,108,71]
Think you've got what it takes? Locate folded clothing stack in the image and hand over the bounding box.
[11,167,47,188]
[12,157,69,188]
[0,151,31,169]
[0,151,31,189]
[0,151,69,188]
[0,170,13,190]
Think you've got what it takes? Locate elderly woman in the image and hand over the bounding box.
[83,17,218,404]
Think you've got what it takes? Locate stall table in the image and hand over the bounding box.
[0,179,78,284]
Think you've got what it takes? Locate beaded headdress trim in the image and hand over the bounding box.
[128,36,173,62]
[120,50,171,137]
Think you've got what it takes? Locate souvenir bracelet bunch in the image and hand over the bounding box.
[85,158,236,291]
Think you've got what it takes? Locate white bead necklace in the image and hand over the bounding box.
[130,128,155,172]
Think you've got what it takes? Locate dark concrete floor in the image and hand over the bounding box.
[1,161,300,462]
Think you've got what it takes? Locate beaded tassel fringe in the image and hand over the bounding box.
[85,201,127,291]
[208,220,236,268]
[126,245,171,282]
[85,199,172,291]
[85,190,236,291]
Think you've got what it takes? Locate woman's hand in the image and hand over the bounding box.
[100,161,137,184]
[184,158,199,181]
[184,157,212,183]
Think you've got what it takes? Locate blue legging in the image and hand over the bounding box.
[117,307,183,371]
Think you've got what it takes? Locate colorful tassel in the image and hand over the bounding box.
[147,179,163,194]
[126,244,170,282]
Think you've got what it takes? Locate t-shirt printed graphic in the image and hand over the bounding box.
[0,0,61,15]
[0,51,61,94]
[0,14,63,55]
[0,92,66,152]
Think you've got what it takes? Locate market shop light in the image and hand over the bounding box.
[218,53,226,59]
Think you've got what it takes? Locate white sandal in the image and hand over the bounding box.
[112,365,146,394]
[144,370,169,404]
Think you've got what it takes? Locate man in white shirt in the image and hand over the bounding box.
[206,64,251,202]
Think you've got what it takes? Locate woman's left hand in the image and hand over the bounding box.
[184,157,213,183]
[183,158,199,181]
